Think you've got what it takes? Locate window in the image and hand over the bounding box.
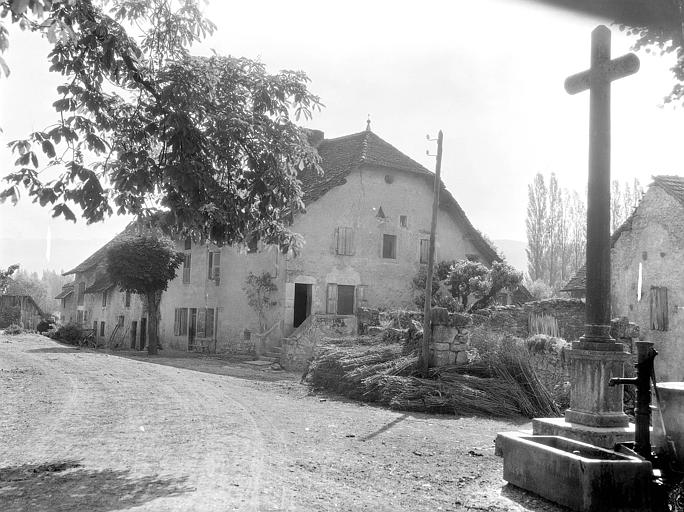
[420,239,430,264]
[400,215,407,228]
[117,315,125,327]
[184,237,192,250]
[102,290,108,308]
[173,308,188,336]
[376,206,386,219]
[100,321,105,337]
[335,227,354,256]
[650,286,669,331]
[382,234,397,259]
[125,291,131,308]
[182,253,191,283]
[208,251,221,282]
[77,281,85,306]
[196,308,215,338]
[93,320,98,335]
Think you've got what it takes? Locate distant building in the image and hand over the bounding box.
[0,295,43,330]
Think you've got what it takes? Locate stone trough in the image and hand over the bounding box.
[495,432,653,511]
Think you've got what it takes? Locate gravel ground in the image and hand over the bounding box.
[0,333,567,511]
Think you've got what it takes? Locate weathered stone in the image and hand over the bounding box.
[433,342,451,351]
[449,312,472,328]
[455,351,468,364]
[431,307,450,326]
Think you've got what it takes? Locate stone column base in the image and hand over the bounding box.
[532,417,635,449]
[564,341,632,428]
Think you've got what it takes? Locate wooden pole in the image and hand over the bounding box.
[421,130,443,376]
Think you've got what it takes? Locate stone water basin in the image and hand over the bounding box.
[495,432,652,511]
[654,382,684,467]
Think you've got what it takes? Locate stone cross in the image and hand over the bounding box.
[565,25,639,344]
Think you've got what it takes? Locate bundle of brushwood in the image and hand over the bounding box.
[306,339,561,418]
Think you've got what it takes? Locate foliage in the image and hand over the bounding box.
[526,279,553,301]
[0,303,19,327]
[526,173,640,292]
[447,260,489,310]
[468,261,523,312]
[54,322,83,344]
[36,318,53,333]
[0,264,18,293]
[243,271,278,332]
[0,0,322,253]
[4,323,23,335]
[106,234,184,354]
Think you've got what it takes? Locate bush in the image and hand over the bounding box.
[0,305,20,328]
[37,319,53,334]
[54,323,83,344]
[4,324,23,335]
[45,327,59,339]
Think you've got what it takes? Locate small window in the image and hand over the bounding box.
[650,286,669,331]
[184,237,192,250]
[376,206,386,219]
[420,239,430,264]
[382,234,397,259]
[208,251,221,281]
[335,227,354,256]
[399,215,407,228]
[125,290,131,308]
[182,253,191,284]
[100,321,105,337]
[117,315,124,327]
[102,290,107,307]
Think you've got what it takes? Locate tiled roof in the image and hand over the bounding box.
[54,282,74,299]
[652,175,684,207]
[63,231,133,276]
[84,274,115,294]
[560,265,586,292]
[300,129,500,264]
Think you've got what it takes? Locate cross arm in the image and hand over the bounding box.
[565,53,640,95]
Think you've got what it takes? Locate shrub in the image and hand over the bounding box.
[0,305,20,328]
[55,323,83,344]
[45,327,59,339]
[37,319,53,334]
[4,324,23,335]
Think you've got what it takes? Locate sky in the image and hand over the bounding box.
[1,0,682,273]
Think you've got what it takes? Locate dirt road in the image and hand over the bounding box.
[0,333,564,511]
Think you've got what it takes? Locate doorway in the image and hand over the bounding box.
[293,283,312,328]
[188,308,197,350]
[130,321,137,349]
[139,317,147,350]
[337,285,355,315]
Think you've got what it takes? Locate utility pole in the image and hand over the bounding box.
[420,130,443,376]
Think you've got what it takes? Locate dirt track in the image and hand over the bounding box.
[0,333,565,511]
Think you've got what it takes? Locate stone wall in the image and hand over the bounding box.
[428,308,471,366]
[472,299,585,342]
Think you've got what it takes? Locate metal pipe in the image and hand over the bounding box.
[609,340,656,459]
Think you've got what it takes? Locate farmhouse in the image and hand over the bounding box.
[58,127,500,353]
[0,294,43,330]
[562,175,684,382]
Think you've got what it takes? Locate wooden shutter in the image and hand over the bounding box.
[356,285,368,309]
[206,308,215,338]
[326,283,338,314]
[207,252,213,279]
[173,308,180,336]
[345,228,354,255]
[180,308,188,335]
[197,308,206,338]
[650,287,669,331]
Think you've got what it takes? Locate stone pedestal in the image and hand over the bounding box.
[532,340,634,448]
